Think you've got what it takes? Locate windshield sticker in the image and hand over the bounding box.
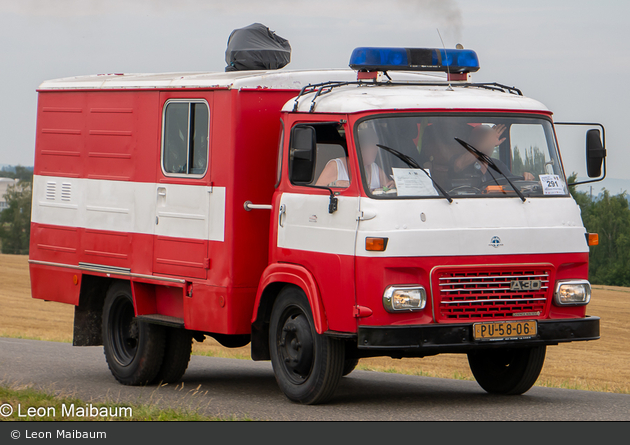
[392,168,439,197]
[539,174,566,195]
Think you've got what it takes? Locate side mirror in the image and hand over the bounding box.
[586,129,606,178]
[289,126,316,183]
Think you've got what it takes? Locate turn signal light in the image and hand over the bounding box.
[588,233,599,246]
[366,237,388,251]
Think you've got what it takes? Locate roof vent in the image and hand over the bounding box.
[225,23,291,72]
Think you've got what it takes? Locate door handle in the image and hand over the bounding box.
[157,187,167,197]
[278,204,286,227]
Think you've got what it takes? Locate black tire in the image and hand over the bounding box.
[342,357,360,377]
[269,286,345,405]
[153,328,193,384]
[467,346,546,395]
[102,282,165,386]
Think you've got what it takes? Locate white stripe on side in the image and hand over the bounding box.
[275,191,588,258]
[31,175,225,241]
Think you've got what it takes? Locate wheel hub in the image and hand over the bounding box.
[279,314,314,378]
[110,296,139,366]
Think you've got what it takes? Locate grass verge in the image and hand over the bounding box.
[0,383,248,421]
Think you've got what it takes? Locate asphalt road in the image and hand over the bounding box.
[1,338,628,421]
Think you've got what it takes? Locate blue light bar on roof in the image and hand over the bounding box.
[349,47,480,73]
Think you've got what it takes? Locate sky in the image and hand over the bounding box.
[0,0,628,189]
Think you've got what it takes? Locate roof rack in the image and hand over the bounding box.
[291,80,523,113]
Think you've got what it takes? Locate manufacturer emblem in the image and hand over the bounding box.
[510,280,542,291]
[489,236,503,248]
[308,215,318,223]
[513,311,541,317]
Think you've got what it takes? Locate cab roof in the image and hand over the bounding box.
[284,83,550,114]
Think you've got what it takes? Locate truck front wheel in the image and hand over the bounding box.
[467,345,546,395]
[102,282,165,386]
[269,286,345,404]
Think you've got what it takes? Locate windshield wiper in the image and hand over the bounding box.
[453,138,526,202]
[376,144,452,203]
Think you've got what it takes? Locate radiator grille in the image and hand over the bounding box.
[436,268,551,321]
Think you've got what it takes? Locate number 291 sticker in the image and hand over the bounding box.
[539,174,566,195]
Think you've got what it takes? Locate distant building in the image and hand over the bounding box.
[0,177,18,212]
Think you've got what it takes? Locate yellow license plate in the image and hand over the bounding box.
[473,320,537,341]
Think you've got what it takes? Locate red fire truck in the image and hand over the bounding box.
[29,46,605,404]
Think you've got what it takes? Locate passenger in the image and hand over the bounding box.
[450,124,535,182]
[315,130,394,190]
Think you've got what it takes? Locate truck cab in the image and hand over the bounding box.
[253,47,604,403]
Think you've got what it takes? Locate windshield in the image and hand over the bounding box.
[355,114,567,199]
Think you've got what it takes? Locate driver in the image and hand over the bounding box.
[450,124,535,186]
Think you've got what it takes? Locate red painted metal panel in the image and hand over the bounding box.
[155,286,185,319]
[82,229,130,267]
[223,89,298,289]
[35,91,160,183]
[30,263,81,305]
[132,281,157,316]
[153,236,208,280]
[30,224,79,264]
[29,223,155,276]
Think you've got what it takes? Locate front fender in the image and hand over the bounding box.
[252,263,328,334]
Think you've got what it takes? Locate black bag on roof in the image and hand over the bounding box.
[225,23,291,72]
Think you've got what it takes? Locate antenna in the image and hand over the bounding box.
[437,28,453,91]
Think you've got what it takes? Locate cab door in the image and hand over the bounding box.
[274,121,359,333]
[153,94,215,279]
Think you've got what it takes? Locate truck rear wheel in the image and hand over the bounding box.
[467,346,546,395]
[102,282,165,386]
[153,328,193,384]
[269,286,345,405]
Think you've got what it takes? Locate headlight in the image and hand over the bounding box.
[383,285,427,312]
[554,280,591,306]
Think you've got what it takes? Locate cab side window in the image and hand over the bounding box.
[289,122,349,187]
[162,101,209,176]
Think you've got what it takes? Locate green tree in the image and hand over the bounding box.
[0,165,33,182]
[0,181,32,254]
[513,146,524,175]
[512,146,547,177]
[568,172,630,286]
[586,190,630,286]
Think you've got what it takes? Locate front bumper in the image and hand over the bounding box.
[357,316,600,355]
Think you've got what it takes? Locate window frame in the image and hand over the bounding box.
[160,98,210,179]
[288,121,350,188]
